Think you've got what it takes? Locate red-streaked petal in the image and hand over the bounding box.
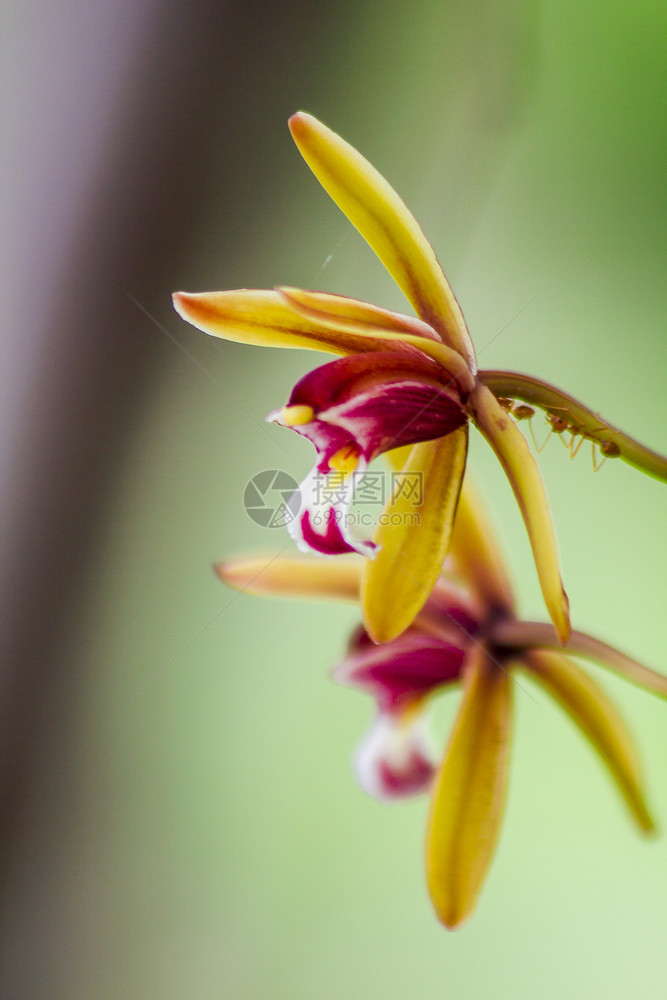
[354,708,437,801]
[334,631,466,711]
[425,647,513,930]
[271,351,465,470]
[362,426,468,643]
[288,113,476,368]
[277,382,466,471]
[470,382,570,643]
[215,553,361,601]
[523,651,654,833]
[286,349,443,410]
[325,382,466,463]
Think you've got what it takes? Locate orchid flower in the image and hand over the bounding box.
[174,112,667,646]
[217,480,666,929]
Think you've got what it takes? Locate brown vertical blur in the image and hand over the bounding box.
[2,0,347,898]
[2,1,534,993]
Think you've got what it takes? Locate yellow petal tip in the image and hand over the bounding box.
[288,110,312,139]
[213,560,241,588]
[429,896,471,930]
[172,290,188,314]
[640,815,657,837]
[440,913,469,932]
[172,290,209,328]
[362,615,406,646]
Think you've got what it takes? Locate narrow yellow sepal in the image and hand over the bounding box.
[279,286,442,340]
[385,444,415,472]
[524,651,654,833]
[288,113,476,370]
[470,382,570,643]
[425,648,513,929]
[450,479,515,615]
[215,554,361,602]
[173,289,434,359]
[361,426,468,643]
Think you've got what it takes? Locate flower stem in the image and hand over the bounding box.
[479,370,667,483]
[491,618,667,699]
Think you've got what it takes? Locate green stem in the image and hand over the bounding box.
[479,370,667,483]
[490,618,667,699]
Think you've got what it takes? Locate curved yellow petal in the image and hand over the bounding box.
[173,289,426,358]
[450,479,515,615]
[215,554,361,601]
[361,426,468,643]
[278,288,475,392]
[288,112,476,369]
[470,382,570,643]
[523,651,654,833]
[426,648,513,929]
[280,286,442,340]
[385,443,417,472]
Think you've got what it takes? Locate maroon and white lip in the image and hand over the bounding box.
[269,351,465,557]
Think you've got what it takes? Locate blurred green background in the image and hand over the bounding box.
[3,0,666,997]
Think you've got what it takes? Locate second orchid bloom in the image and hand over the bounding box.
[219,480,667,928]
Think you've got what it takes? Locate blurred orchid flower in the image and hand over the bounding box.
[174,112,667,645]
[217,481,666,930]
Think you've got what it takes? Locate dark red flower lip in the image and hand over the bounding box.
[271,350,465,468]
[334,630,469,711]
[269,352,467,558]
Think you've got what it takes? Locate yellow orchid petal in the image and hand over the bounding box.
[524,651,654,833]
[450,479,515,615]
[385,443,417,472]
[278,287,474,392]
[215,554,360,601]
[386,453,514,615]
[426,647,513,929]
[288,112,476,369]
[280,286,442,340]
[173,289,426,358]
[470,382,570,643]
[361,426,468,643]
